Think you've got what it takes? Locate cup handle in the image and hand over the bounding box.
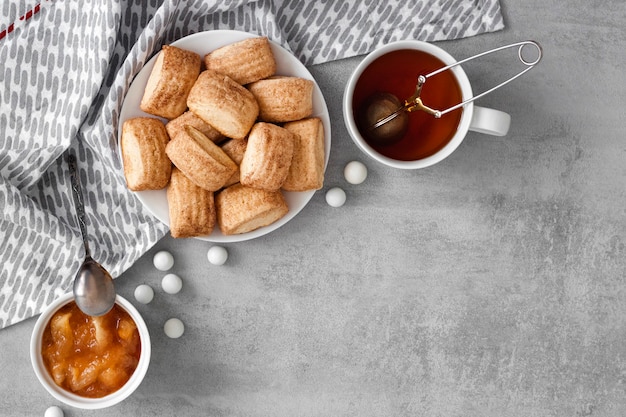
[469,106,511,137]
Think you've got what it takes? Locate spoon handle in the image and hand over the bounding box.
[67,154,91,257]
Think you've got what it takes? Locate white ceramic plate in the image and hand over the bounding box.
[118,30,331,242]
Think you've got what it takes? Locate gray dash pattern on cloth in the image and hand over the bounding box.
[0,0,504,328]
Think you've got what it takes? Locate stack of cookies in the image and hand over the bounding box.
[120,37,325,238]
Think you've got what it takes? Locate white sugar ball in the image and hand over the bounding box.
[207,246,228,265]
[44,406,64,417]
[153,251,174,271]
[164,318,185,339]
[134,284,154,304]
[162,273,183,294]
[325,187,346,207]
[344,161,368,184]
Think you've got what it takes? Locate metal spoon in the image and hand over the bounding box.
[67,154,116,317]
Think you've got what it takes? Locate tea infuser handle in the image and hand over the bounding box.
[424,40,543,117]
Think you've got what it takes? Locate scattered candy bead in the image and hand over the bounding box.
[44,406,64,417]
[207,246,228,266]
[153,251,174,271]
[134,284,154,304]
[162,273,183,294]
[164,318,185,339]
[344,160,368,185]
[325,187,346,207]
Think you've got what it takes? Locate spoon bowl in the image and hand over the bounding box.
[67,154,116,317]
[73,257,116,317]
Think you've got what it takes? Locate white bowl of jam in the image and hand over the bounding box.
[30,293,151,409]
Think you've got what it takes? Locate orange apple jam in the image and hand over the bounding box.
[41,301,141,398]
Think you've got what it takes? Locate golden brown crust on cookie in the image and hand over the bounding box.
[167,167,216,238]
[140,45,201,119]
[187,70,259,140]
[165,125,237,191]
[203,37,276,85]
[239,122,295,191]
[121,117,172,191]
[166,111,224,143]
[282,117,325,191]
[247,76,314,123]
[220,138,248,188]
[215,183,288,235]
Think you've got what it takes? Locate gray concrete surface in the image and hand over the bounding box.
[2,1,626,416]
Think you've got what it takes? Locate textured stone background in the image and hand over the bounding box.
[2,1,626,416]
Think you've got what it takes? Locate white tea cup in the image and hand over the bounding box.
[343,40,512,169]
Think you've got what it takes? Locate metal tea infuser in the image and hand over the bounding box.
[363,40,543,144]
